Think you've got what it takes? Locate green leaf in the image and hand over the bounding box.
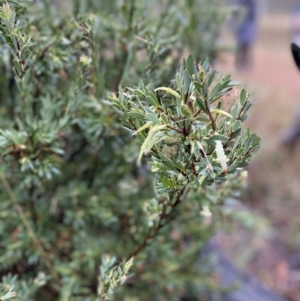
[186,55,194,75]
[134,89,144,96]
[232,120,242,132]
[239,89,247,105]
[146,113,161,124]
[230,128,242,139]
[195,97,207,113]
[197,115,210,122]
[210,108,232,118]
[174,161,186,172]
[208,134,228,142]
[127,111,145,119]
[146,95,159,106]
[183,69,191,94]
[240,131,248,146]
[219,79,232,91]
[202,60,210,72]
[198,175,207,186]
[0,136,8,147]
[148,124,168,135]
[160,136,180,145]
[160,113,169,124]
[137,125,167,165]
[180,104,192,117]
[209,82,221,102]
[118,87,125,105]
[206,70,216,87]
[132,121,153,136]
[193,81,202,92]
[176,72,182,90]
[154,87,180,99]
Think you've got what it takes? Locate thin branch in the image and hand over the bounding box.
[28,184,38,225]
[128,119,138,131]
[237,98,249,120]
[187,121,193,136]
[157,107,177,123]
[0,173,61,285]
[127,187,186,260]
[39,39,57,60]
[194,108,202,118]
[134,35,148,44]
[167,125,183,134]
[204,98,216,131]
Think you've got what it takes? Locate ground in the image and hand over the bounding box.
[215,12,300,301]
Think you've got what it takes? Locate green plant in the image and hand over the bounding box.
[0,0,259,300]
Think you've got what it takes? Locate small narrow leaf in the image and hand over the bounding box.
[134,89,144,96]
[160,113,169,124]
[195,97,207,113]
[132,121,153,136]
[194,81,202,92]
[127,111,145,119]
[148,124,167,134]
[209,82,221,101]
[239,89,247,105]
[146,113,161,124]
[137,125,167,165]
[210,108,232,118]
[199,175,207,186]
[215,140,228,174]
[202,60,210,72]
[146,95,158,106]
[206,70,216,87]
[175,161,186,172]
[154,87,180,99]
[232,120,242,132]
[180,104,192,117]
[118,87,125,105]
[209,134,228,141]
[183,69,191,94]
[176,73,182,90]
[186,55,194,75]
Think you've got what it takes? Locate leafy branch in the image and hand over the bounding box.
[127,187,186,259]
[112,55,260,261]
[0,174,61,285]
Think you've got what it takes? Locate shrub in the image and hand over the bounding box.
[0,1,259,300]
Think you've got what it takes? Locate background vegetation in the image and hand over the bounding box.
[214,6,300,300]
[0,1,259,300]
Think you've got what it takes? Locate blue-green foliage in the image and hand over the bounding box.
[0,0,258,300]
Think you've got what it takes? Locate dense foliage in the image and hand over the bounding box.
[0,1,259,300]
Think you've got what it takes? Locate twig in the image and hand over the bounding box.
[134,35,148,44]
[194,108,202,118]
[204,98,216,131]
[167,125,184,134]
[39,39,57,60]
[237,98,249,120]
[0,173,61,285]
[127,187,186,260]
